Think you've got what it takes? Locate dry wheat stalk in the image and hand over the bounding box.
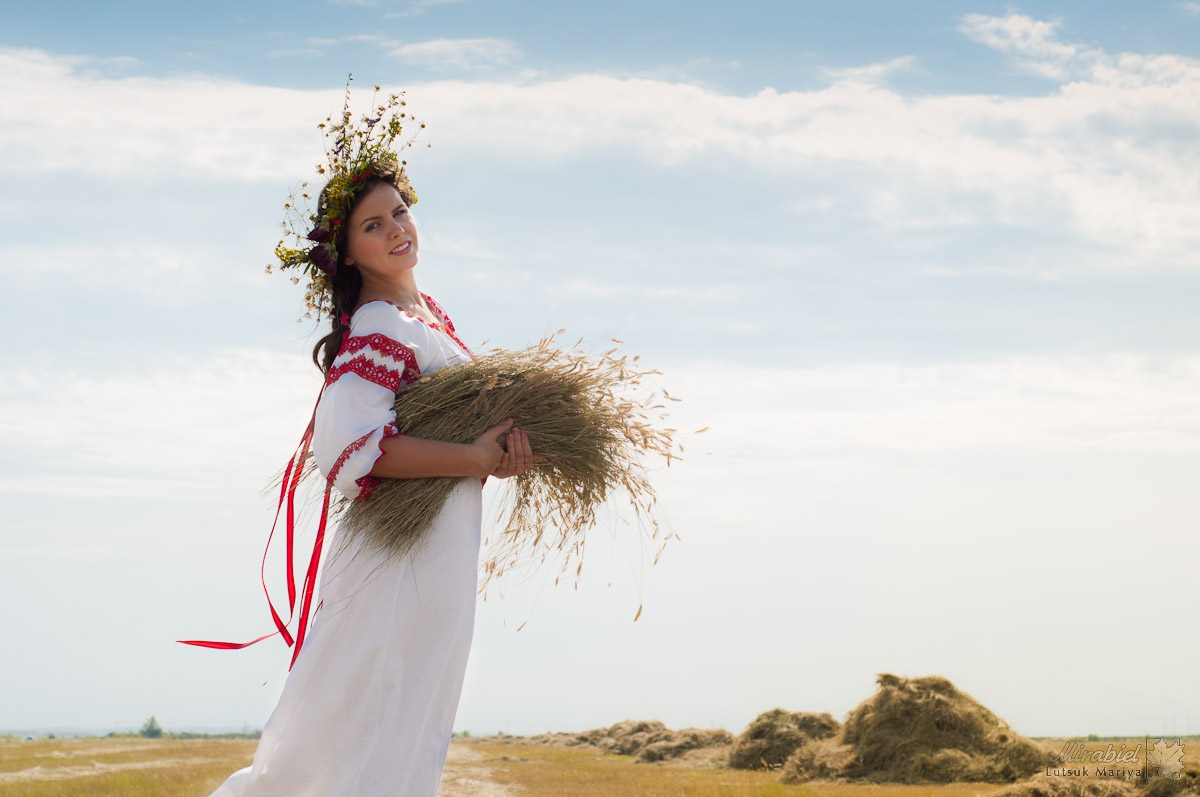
[333,334,679,589]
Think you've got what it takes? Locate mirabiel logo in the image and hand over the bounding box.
[1047,740,1143,780]
[1045,737,1185,783]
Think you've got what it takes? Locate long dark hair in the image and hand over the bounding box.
[311,168,417,374]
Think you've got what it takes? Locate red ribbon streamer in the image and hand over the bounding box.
[178,387,330,670]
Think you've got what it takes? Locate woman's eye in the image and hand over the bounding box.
[365,222,379,231]
[394,209,407,218]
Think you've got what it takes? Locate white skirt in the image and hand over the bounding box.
[211,478,483,797]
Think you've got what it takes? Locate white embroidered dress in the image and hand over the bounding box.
[212,297,481,797]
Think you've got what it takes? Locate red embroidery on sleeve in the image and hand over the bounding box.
[353,424,402,500]
[327,333,420,392]
[328,422,401,498]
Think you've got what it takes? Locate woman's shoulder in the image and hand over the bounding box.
[349,299,434,343]
[328,301,425,391]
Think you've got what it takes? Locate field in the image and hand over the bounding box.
[0,735,1193,796]
[0,737,257,796]
[440,738,1012,797]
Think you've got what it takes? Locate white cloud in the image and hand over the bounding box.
[958,12,1191,89]
[96,55,140,67]
[385,37,521,70]
[1178,2,1200,16]
[6,29,1200,271]
[820,55,918,85]
[413,70,1200,267]
[548,278,736,303]
[958,14,1086,80]
[2,241,260,305]
[0,48,321,181]
[0,349,322,498]
[669,354,1200,457]
[6,349,1196,503]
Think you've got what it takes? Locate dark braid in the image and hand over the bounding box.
[310,169,417,375]
[312,265,363,374]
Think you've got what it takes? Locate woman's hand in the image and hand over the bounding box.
[473,418,543,479]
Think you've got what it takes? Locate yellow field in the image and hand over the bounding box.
[0,735,1004,796]
[458,738,1007,796]
[0,737,256,797]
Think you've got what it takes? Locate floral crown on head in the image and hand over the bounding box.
[270,76,425,320]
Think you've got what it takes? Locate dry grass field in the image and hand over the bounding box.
[0,734,1193,796]
[0,735,1008,796]
[0,736,257,796]
[449,737,1011,797]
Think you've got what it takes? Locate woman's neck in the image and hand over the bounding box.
[359,273,423,311]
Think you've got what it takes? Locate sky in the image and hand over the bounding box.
[2,0,1200,741]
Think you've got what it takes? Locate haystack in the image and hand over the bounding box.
[592,720,672,756]
[638,728,734,763]
[1139,772,1200,797]
[781,674,1043,784]
[983,773,1139,797]
[527,720,731,763]
[728,709,840,770]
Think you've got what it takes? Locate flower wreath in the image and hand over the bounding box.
[269,76,426,320]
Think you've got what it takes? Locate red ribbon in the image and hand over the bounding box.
[178,387,331,670]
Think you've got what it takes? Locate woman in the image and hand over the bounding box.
[210,133,538,794]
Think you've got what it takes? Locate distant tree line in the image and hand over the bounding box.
[100,716,262,740]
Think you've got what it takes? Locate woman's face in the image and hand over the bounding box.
[342,182,419,283]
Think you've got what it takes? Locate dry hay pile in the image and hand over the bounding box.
[727,709,840,770]
[572,720,671,756]
[639,728,735,764]
[781,674,1044,784]
[525,720,732,763]
[983,773,1139,797]
[1137,771,1200,797]
[987,770,1199,797]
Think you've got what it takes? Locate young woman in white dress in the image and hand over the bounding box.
[210,161,539,796]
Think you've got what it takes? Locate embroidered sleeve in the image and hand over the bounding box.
[327,332,419,393]
[313,303,428,500]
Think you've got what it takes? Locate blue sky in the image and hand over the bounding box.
[3,0,1200,741]
[13,0,1200,94]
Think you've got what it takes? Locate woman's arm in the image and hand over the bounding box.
[370,419,541,480]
